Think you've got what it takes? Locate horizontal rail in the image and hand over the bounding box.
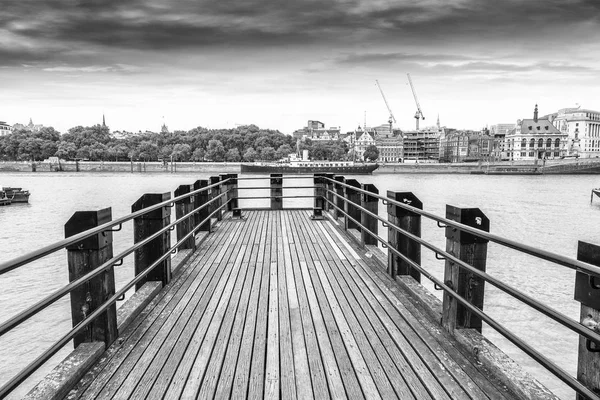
[237,175,314,181]
[323,195,599,400]
[0,199,229,398]
[0,179,229,276]
[237,186,318,190]
[236,195,316,200]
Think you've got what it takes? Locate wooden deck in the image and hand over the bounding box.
[66,210,517,400]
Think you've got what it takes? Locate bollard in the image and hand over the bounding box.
[210,176,222,221]
[333,176,345,220]
[345,179,361,231]
[361,183,379,246]
[270,173,283,210]
[174,184,195,250]
[323,173,334,212]
[574,241,600,400]
[312,174,325,220]
[194,179,211,232]
[387,191,422,282]
[65,208,117,348]
[132,193,172,290]
[442,205,489,333]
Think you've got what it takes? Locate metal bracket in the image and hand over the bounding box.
[435,253,446,260]
[117,293,125,301]
[112,259,124,267]
[381,243,388,249]
[435,280,454,291]
[382,222,389,228]
[168,226,176,231]
[437,221,448,228]
[586,339,600,353]
[171,248,178,254]
[382,200,388,205]
[102,223,122,234]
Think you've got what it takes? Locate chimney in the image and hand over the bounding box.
[534,104,538,123]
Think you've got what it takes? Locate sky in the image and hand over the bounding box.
[1,0,600,134]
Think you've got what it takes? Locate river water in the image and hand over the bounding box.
[1,170,599,399]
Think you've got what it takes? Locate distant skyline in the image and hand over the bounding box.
[1,0,599,134]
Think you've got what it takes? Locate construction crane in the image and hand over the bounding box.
[407,73,425,130]
[375,79,396,135]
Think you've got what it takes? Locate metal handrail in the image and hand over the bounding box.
[0,179,229,276]
[322,194,599,400]
[237,175,314,181]
[321,176,600,278]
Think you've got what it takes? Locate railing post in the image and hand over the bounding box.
[361,183,379,246]
[132,193,172,290]
[270,173,283,210]
[334,176,345,220]
[210,176,222,221]
[65,208,117,348]
[574,241,600,400]
[345,179,361,231]
[175,184,195,250]
[386,191,422,282]
[194,179,211,232]
[313,174,325,219]
[442,205,489,333]
[323,173,334,212]
[226,173,238,212]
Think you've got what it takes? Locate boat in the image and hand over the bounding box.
[2,187,30,203]
[592,188,600,203]
[0,191,11,206]
[241,160,379,175]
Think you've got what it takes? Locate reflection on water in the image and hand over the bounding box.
[1,171,599,399]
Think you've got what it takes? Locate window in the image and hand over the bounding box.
[530,138,535,148]
[521,139,527,148]
[521,151,526,157]
[554,152,559,157]
[546,138,552,148]
[529,151,534,157]
[538,138,544,148]
[555,138,560,148]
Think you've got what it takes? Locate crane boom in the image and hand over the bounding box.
[407,73,425,130]
[375,80,397,124]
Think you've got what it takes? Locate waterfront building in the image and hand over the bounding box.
[375,134,403,162]
[353,126,376,160]
[441,130,493,163]
[489,123,516,160]
[546,107,600,158]
[0,121,12,136]
[403,129,440,161]
[505,105,567,161]
[292,120,341,141]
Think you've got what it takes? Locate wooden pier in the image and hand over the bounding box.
[62,210,513,400]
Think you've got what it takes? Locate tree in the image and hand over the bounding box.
[171,143,191,161]
[206,139,225,161]
[260,146,276,161]
[276,144,294,160]
[191,147,205,162]
[243,147,258,162]
[363,145,379,162]
[56,142,77,160]
[225,148,241,162]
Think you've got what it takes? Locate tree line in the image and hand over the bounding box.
[0,124,362,162]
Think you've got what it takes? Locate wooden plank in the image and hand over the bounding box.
[296,214,417,400]
[319,221,498,399]
[281,211,313,400]
[70,217,242,399]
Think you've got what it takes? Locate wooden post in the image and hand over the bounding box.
[574,241,600,400]
[323,173,334,211]
[313,174,325,219]
[386,191,422,282]
[333,176,345,220]
[225,173,238,212]
[174,184,195,250]
[65,208,117,348]
[270,173,283,210]
[361,183,379,246]
[442,205,489,333]
[194,179,211,232]
[345,179,361,231]
[210,176,222,221]
[132,193,172,290]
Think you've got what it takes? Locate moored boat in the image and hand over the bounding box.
[2,187,30,203]
[241,160,378,175]
[0,191,11,206]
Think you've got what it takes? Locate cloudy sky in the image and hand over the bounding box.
[1,0,600,134]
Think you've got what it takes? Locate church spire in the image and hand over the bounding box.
[533,104,538,123]
[102,114,106,127]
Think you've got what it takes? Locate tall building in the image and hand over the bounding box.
[0,121,12,136]
[442,130,494,163]
[546,107,600,158]
[402,129,440,161]
[505,105,567,161]
[489,123,516,160]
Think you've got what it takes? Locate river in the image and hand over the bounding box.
[1,171,599,399]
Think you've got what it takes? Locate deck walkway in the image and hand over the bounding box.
[65,210,516,400]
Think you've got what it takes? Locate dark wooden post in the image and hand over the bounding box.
[132,193,171,290]
[65,208,117,348]
[442,205,489,333]
[323,173,334,211]
[574,241,600,400]
[345,179,361,231]
[219,173,232,212]
[194,179,211,232]
[270,173,283,210]
[175,184,195,250]
[313,174,325,219]
[361,183,379,246]
[333,176,345,220]
[210,176,222,221]
[224,173,238,212]
[387,191,422,282]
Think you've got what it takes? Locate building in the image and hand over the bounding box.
[0,121,12,136]
[292,120,341,141]
[489,123,516,160]
[505,105,567,161]
[546,107,600,158]
[354,126,376,160]
[12,118,44,133]
[375,134,403,162]
[442,130,494,163]
[402,129,440,161]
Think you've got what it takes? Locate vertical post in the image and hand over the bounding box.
[574,241,600,400]
[313,174,324,219]
[442,205,489,333]
[65,208,117,348]
[345,179,361,231]
[132,193,172,290]
[225,173,238,212]
[194,179,211,232]
[323,173,334,211]
[386,191,422,282]
[361,184,379,246]
[333,176,345,220]
[270,173,283,210]
[174,184,195,250]
[210,176,222,221]
[220,173,231,211]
